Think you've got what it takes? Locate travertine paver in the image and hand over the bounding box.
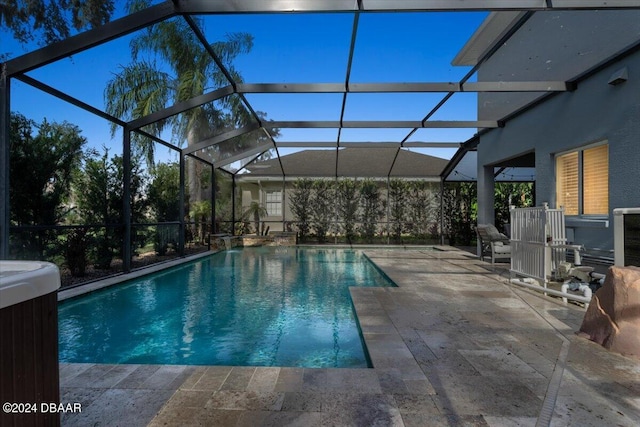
[54,247,640,426]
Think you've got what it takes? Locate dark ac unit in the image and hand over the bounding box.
[614,208,640,267]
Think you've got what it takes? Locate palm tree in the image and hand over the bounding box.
[242,201,268,236]
[189,200,212,244]
[104,0,262,204]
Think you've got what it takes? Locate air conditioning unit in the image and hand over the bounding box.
[613,208,640,267]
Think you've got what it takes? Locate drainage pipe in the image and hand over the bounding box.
[510,278,592,306]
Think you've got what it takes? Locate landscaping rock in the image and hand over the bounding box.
[579,266,640,358]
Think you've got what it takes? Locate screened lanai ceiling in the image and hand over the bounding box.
[3,0,640,180]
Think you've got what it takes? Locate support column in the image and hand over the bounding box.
[477,164,496,256]
[0,66,9,258]
[122,128,132,272]
[477,164,496,225]
[211,164,215,236]
[282,176,286,231]
[231,175,236,235]
[386,177,390,245]
[178,154,185,255]
[440,178,445,245]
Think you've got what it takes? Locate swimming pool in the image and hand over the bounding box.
[58,247,395,368]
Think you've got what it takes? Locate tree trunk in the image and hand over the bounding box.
[254,211,260,236]
[186,129,205,206]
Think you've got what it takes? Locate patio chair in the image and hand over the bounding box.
[476,224,511,264]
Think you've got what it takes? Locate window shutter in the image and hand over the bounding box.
[556,152,579,215]
[583,144,609,215]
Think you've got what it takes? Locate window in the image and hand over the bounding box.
[556,151,579,215]
[555,143,608,216]
[265,190,282,216]
[583,145,609,215]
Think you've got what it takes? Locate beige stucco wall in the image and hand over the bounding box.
[237,178,441,234]
[239,180,287,232]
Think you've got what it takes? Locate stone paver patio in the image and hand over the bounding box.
[58,247,640,426]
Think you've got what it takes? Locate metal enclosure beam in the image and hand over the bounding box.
[461,81,570,92]
[15,74,128,127]
[551,0,640,7]
[211,163,216,235]
[179,154,186,255]
[15,75,178,152]
[214,144,271,169]
[238,83,347,93]
[232,147,276,176]
[122,129,132,272]
[440,137,479,180]
[387,148,401,178]
[402,10,534,145]
[5,2,177,76]
[276,142,338,148]
[236,81,568,93]
[364,0,640,10]
[182,13,283,173]
[127,85,235,130]
[350,83,460,93]
[404,142,462,148]
[268,120,499,128]
[15,72,179,155]
[274,141,462,148]
[182,124,261,155]
[0,67,9,258]
[175,0,640,13]
[337,1,362,175]
[365,0,547,11]
[231,176,236,234]
[175,0,359,13]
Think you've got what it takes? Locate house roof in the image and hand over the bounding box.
[241,148,449,179]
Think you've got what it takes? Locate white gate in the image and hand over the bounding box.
[510,203,566,284]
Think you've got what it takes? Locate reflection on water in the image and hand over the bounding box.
[58,247,394,367]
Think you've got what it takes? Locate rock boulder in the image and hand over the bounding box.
[579,266,640,358]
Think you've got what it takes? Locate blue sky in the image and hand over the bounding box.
[2,2,487,164]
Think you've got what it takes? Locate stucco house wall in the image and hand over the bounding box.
[236,177,442,235]
[476,12,640,253]
[238,180,288,233]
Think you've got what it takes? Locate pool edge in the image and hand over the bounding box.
[57,250,218,301]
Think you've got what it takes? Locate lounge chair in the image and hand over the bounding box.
[476,224,511,264]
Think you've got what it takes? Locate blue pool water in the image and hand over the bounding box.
[58,247,395,368]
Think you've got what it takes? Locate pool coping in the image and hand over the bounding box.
[57,251,217,301]
[57,245,450,302]
[57,246,430,377]
[56,245,461,381]
[57,247,435,425]
[57,247,411,372]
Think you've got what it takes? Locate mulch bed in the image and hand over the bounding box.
[59,246,209,289]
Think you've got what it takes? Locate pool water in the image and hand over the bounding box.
[58,247,395,368]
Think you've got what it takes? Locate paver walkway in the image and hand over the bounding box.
[58,247,640,426]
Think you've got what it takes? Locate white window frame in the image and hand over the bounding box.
[264,190,282,216]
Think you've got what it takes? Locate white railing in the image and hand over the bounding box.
[510,203,567,283]
[509,203,592,306]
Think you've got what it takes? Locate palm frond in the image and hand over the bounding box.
[104,21,258,168]
[104,61,172,129]
[212,32,254,65]
[130,18,204,75]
